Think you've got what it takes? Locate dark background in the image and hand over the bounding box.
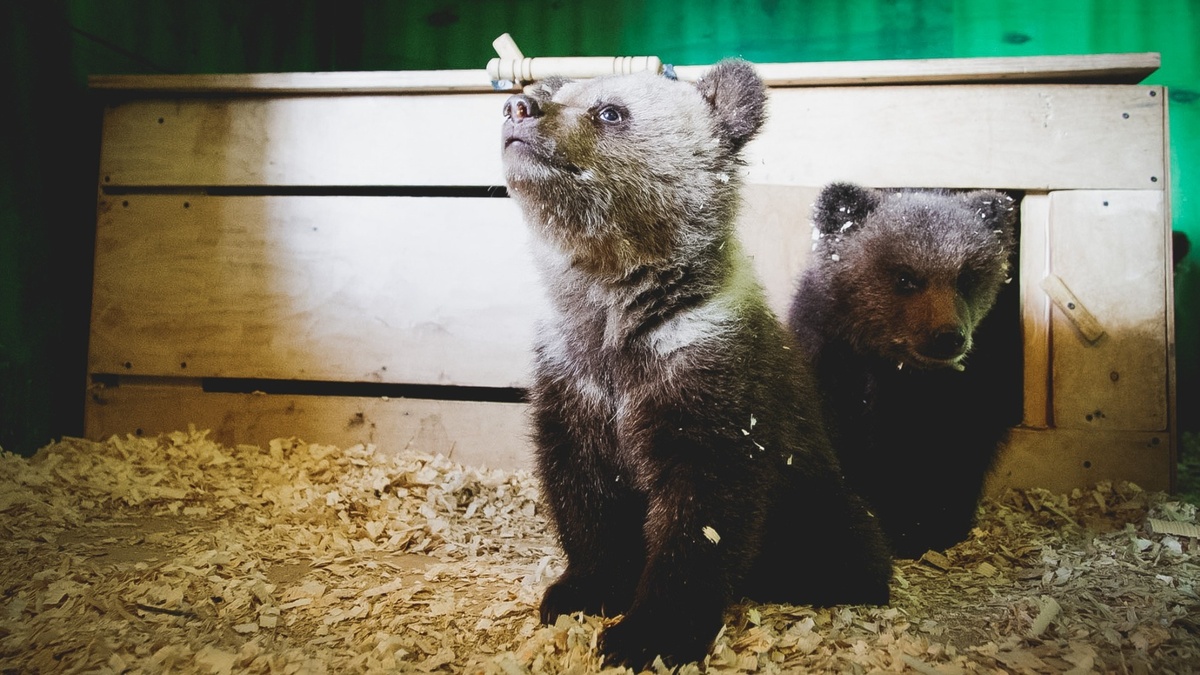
[2,0,1197,457]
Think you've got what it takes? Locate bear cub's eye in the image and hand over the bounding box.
[596,105,625,124]
[895,269,922,294]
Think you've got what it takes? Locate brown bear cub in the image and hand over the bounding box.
[501,61,893,668]
[787,182,1021,559]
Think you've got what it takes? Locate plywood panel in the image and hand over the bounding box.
[85,379,533,471]
[1047,190,1168,430]
[987,427,1171,494]
[746,85,1165,190]
[98,85,1164,191]
[89,195,544,387]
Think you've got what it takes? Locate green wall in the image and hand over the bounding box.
[2,0,1197,455]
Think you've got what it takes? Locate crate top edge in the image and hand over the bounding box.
[87,52,1160,95]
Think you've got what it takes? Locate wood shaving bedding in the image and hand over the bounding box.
[1,429,1197,674]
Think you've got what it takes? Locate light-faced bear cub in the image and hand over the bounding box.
[500,60,892,669]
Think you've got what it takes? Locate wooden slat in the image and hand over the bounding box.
[1047,190,1169,431]
[679,52,1160,87]
[85,380,532,471]
[87,188,820,386]
[87,53,1159,94]
[84,385,1176,486]
[1162,95,1178,492]
[1041,274,1108,343]
[746,85,1166,190]
[98,93,512,187]
[90,69,496,94]
[986,427,1171,494]
[97,85,1164,191]
[1019,193,1052,429]
[88,195,544,387]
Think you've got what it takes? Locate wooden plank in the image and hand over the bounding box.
[1162,96,1178,491]
[87,53,1159,94]
[84,386,1175,488]
[98,93,512,187]
[87,189,820,385]
[1047,190,1169,431]
[745,85,1165,190]
[90,69,496,94]
[1041,274,1107,343]
[986,427,1171,494]
[88,195,544,387]
[98,85,1165,191]
[679,52,1160,87]
[84,379,533,471]
[1019,193,1052,429]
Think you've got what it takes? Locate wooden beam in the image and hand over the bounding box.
[682,52,1160,87]
[90,69,496,94]
[88,52,1160,94]
[97,85,1165,191]
[85,379,533,472]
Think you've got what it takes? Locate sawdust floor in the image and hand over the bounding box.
[2,429,1198,674]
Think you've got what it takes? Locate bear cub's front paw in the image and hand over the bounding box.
[599,608,715,670]
[539,578,601,624]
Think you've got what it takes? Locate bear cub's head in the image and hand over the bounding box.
[501,59,767,276]
[807,182,1017,371]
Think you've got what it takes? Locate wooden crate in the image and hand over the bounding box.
[86,53,1175,492]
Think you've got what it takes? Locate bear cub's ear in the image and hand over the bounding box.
[961,190,1018,239]
[694,58,767,153]
[812,182,880,235]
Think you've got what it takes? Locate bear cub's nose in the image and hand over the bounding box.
[925,327,968,360]
[504,94,541,121]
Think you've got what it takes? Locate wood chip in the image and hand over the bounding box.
[975,561,998,578]
[1148,517,1200,538]
[1029,595,1062,636]
[919,549,952,571]
[1,430,1197,672]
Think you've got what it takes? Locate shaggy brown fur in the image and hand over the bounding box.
[501,62,892,669]
[787,183,1022,559]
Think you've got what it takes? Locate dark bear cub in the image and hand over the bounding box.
[787,182,1022,559]
[501,62,892,668]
